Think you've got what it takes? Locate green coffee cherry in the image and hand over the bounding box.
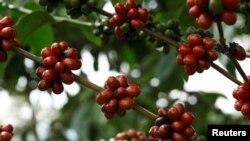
[208,0,223,15]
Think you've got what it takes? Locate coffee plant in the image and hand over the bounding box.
[0,0,250,140]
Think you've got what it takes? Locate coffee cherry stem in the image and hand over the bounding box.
[216,22,250,87]
[12,46,157,120]
[211,63,242,85]
[3,3,93,27]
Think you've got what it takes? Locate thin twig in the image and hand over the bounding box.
[12,46,157,120]
[211,63,242,85]
[216,22,250,86]
[87,4,113,18]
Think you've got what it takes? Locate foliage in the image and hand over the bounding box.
[0,0,250,141]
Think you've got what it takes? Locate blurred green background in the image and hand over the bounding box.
[0,0,250,140]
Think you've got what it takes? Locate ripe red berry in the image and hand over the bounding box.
[104,111,115,119]
[0,131,12,141]
[178,44,192,56]
[114,87,128,99]
[222,0,240,10]
[127,8,138,19]
[197,13,213,29]
[168,107,181,121]
[221,11,237,25]
[171,121,185,132]
[126,84,140,97]
[0,16,13,29]
[183,54,197,66]
[181,112,194,125]
[174,103,185,115]
[43,56,58,67]
[51,42,64,57]
[234,100,244,111]
[54,62,66,73]
[125,0,136,11]
[105,76,120,90]
[203,37,215,50]
[171,132,186,141]
[192,45,206,58]
[116,75,128,87]
[157,108,169,117]
[64,48,79,59]
[115,26,125,39]
[110,15,125,26]
[183,126,195,137]
[176,54,184,65]
[189,5,201,18]
[114,3,126,16]
[102,99,118,113]
[52,80,64,94]
[234,45,246,61]
[96,89,113,105]
[36,66,46,79]
[1,124,13,132]
[206,50,218,61]
[62,58,82,70]
[42,69,57,82]
[187,34,203,46]
[118,97,134,110]
[1,39,15,50]
[0,27,16,39]
[137,8,148,22]
[186,0,195,7]
[60,70,74,85]
[38,79,52,91]
[130,19,143,30]
[59,41,68,51]
[184,65,196,75]
[41,47,53,59]
[195,0,207,8]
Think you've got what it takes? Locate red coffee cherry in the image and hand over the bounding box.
[203,37,215,50]
[197,13,213,29]
[1,124,13,133]
[206,50,218,61]
[59,41,68,51]
[171,132,186,141]
[192,45,206,58]
[183,126,195,137]
[181,112,194,125]
[101,99,118,113]
[222,0,240,10]
[183,54,197,66]
[114,87,128,99]
[171,120,185,132]
[189,5,201,18]
[0,27,16,39]
[130,19,143,30]
[114,3,126,16]
[0,16,13,29]
[43,56,58,67]
[64,48,79,59]
[115,26,125,39]
[110,15,125,26]
[176,54,184,65]
[168,107,181,121]
[234,100,244,111]
[178,44,192,56]
[54,62,66,73]
[125,0,136,11]
[42,69,57,82]
[105,76,120,90]
[186,0,195,7]
[38,79,52,91]
[36,66,46,79]
[1,131,12,141]
[137,8,148,22]
[1,39,15,50]
[52,80,64,94]
[221,10,237,25]
[127,8,138,19]
[234,45,246,61]
[174,103,185,115]
[187,34,203,46]
[116,75,128,87]
[41,47,53,59]
[96,89,113,105]
[62,58,82,70]
[59,70,74,85]
[195,0,207,8]
[104,111,115,119]
[118,97,134,110]
[126,84,140,97]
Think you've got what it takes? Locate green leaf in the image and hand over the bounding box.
[25,24,54,56]
[14,11,54,42]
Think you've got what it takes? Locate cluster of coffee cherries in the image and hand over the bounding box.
[0,124,13,141]
[115,129,146,141]
[149,103,196,141]
[0,16,19,62]
[39,0,61,12]
[233,78,250,119]
[109,0,149,39]
[96,75,141,119]
[152,19,181,54]
[36,41,81,94]
[64,0,96,18]
[93,19,113,43]
[176,33,218,75]
[187,0,240,29]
